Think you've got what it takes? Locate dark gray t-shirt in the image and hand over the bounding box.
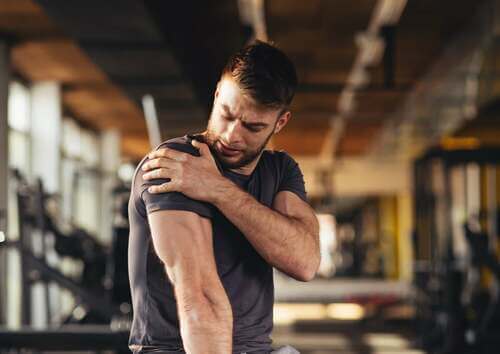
[128,134,307,353]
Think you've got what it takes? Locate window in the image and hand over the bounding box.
[6,81,32,328]
[7,81,31,175]
[61,119,102,236]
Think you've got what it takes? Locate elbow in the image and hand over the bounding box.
[294,226,321,282]
[293,265,317,282]
[294,251,321,282]
[294,269,315,282]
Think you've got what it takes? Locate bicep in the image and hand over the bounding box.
[148,210,217,289]
[272,190,319,235]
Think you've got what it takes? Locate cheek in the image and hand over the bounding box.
[208,116,225,134]
[246,131,269,148]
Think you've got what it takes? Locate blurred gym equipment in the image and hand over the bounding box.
[413,147,500,354]
[0,169,132,351]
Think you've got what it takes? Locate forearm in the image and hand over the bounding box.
[176,279,233,354]
[212,180,319,281]
[180,306,232,354]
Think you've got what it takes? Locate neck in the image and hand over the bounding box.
[228,152,263,176]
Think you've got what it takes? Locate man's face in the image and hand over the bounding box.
[204,76,289,170]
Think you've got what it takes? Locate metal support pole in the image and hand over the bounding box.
[0,39,10,325]
[30,81,61,328]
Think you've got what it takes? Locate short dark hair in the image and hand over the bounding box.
[221,40,298,110]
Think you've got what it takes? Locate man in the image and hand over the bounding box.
[128,41,320,354]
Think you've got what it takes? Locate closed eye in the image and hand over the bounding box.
[247,126,263,132]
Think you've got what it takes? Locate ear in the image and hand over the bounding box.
[274,111,291,134]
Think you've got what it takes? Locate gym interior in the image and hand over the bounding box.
[1,0,500,353]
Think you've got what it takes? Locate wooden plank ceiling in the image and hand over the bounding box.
[1,0,485,159]
[267,0,483,157]
[1,0,149,158]
[267,0,377,156]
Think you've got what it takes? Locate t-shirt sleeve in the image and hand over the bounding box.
[138,142,214,219]
[277,152,308,202]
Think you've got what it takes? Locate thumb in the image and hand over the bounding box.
[191,139,210,156]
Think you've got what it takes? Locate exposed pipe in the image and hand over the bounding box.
[320,0,407,162]
[141,94,162,148]
[238,0,268,42]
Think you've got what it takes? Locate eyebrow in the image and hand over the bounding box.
[221,104,269,128]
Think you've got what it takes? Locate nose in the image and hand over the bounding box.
[222,120,243,147]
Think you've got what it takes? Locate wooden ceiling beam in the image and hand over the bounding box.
[0,0,60,39]
[272,128,329,156]
[12,39,106,83]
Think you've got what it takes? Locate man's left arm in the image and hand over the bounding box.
[211,181,320,281]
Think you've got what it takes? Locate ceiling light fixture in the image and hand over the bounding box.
[237,0,268,42]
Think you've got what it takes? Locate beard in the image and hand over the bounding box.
[201,119,275,170]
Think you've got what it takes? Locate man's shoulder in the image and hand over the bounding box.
[156,134,201,157]
[262,149,297,167]
[131,134,198,189]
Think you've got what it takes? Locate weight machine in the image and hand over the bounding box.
[0,169,132,351]
[413,147,500,354]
